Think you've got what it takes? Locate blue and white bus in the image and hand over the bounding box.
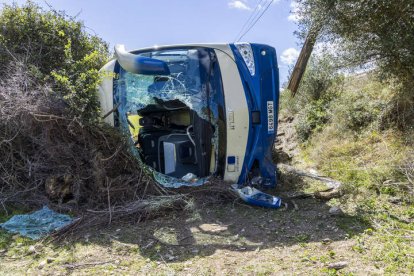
[98,43,279,188]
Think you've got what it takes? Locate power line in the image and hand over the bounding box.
[237,0,274,41]
[237,0,274,42]
[234,0,266,42]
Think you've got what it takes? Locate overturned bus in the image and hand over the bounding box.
[98,43,279,188]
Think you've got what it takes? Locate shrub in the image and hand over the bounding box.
[329,75,392,134]
[287,55,343,141]
[0,1,110,121]
[296,99,330,141]
[295,0,414,128]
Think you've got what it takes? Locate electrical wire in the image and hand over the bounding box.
[233,0,266,42]
[237,0,274,42]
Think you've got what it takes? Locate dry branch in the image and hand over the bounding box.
[278,163,342,189]
[278,163,343,200]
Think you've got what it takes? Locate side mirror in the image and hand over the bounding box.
[114,44,170,75]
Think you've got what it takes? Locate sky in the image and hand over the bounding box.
[3,0,301,84]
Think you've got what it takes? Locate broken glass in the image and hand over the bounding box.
[113,48,222,188]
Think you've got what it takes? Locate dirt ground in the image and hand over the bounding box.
[0,118,407,275]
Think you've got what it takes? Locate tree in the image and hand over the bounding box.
[295,0,414,128]
[296,0,414,75]
[0,1,110,121]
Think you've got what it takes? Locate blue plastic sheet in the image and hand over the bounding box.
[0,206,73,240]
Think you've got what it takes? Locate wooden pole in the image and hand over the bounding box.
[287,26,321,97]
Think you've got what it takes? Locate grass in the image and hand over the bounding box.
[277,72,414,274]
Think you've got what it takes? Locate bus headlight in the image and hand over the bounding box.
[235,43,255,76]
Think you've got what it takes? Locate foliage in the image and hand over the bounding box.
[296,0,414,83]
[296,75,414,199]
[295,55,342,103]
[295,0,414,128]
[282,55,343,141]
[0,1,110,121]
[296,99,330,141]
[330,76,391,133]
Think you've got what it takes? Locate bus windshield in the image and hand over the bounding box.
[114,47,226,187]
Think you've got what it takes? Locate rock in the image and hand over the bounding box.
[28,245,36,254]
[38,260,47,269]
[165,253,175,261]
[309,168,318,175]
[327,261,348,270]
[389,196,402,204]
[199,223,228,232]
[322,238,332,244]
[329,206,343,216]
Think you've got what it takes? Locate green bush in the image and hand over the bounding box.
[296,99,330,141]
[329,76,391,133]
[285,55,343,141]
[0,1,110,121]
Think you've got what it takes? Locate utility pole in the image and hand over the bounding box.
[287,25,321,96]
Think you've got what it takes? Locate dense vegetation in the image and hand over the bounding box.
[0,1,110,121]
[295,0,414,129]
[280,1,414,272]
[285,0,414,198]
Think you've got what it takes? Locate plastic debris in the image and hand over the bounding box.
[152,171,208,188]
[0,206,73,239]
[181,173,198,182]
[232,184,282,209]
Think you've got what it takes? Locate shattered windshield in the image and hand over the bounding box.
[114,47,225,188]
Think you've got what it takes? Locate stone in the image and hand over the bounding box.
[38,260,47,269]
[327,261,348,270]
[28,245,36,254]
[322,238,332,244]
[329,206,343,216]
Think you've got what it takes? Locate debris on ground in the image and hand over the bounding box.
[0,206,73,239]
[232,184,282,209]
[278,163,343,201]
[278,163,342,190]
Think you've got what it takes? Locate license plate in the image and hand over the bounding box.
[267,101,274,133]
